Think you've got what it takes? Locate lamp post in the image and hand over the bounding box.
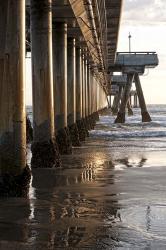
[128,32,132,52]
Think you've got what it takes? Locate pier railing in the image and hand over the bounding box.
[115,52,159,68]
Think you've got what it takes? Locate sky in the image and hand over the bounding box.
[26,0,166,105]
[117,0,166,104]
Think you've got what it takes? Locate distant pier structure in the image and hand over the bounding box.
[110,75,139,115]
[109,52,159,123]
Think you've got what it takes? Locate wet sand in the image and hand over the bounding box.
[1,107,166,249]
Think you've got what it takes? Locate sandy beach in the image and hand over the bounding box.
[0,106,166,249]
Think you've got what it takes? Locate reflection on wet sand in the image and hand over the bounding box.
[116,156,147,168]
[0,199,31,247]
[27,158,120,249]
[1,150,166,249]
[0,154,157,249]
[1,107,166,249]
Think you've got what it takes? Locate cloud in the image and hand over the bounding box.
[122,0,166,25]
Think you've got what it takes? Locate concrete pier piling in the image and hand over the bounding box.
[81,52,89,137]
[86,63,93,130]
[115,74,134,123]
[90,74,96,125]
[127,100,134,116]
[0,0,31,196]
[30,0,61,168]
[76,47,83,123]
[112,95,118,114]
[67,38,80,146]
[95,81,100,121]
[134,93,138,108]
[52,22,72,154]
[88,68,95,129]
[76,48,87,141]
[112,86,123,115]
[82,53,85,120]
[134,73,151,122]
[84,57,91,130]
[90,71,97,127]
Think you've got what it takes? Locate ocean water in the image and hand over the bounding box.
[0,105,166,249]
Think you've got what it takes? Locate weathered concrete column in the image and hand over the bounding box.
[76,48,82,121]
[134,93,138,108]
[67,38,80,146]
[127,100,134,116]
[112,95,118,112]
[135,94,138,107]
[100,88,108,112]
[87,65,91,117]
[84,58,91,130]
[100,88,104,111]
[134,73,151,122]
[98,84,105,112]
[76,47,87,141]
[89,71,96,127]
[90,74,96,126]
[91,77,95,114]
[95,80,100,121]
[134,93,139,108]
[88,69,95,129]
[97,82,100,111]
[91,76,99,122]
[115,74,134,123]
[0,0,31,197]
[129,94,132,107]
[31,0,61,168]
[81,53,85,119]
[109,96,112,108]
[118,87,123,109]
[81,52,89,136]
[108,95,111,108]
[98,87,101,111]
[52,22,72,154]
[137,94,139,107]
[86,63,93,129]
[112,87,123,115]
[85,59,88,118]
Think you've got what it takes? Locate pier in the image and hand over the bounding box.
[0,0,123,196]
[1,1,166,249]
[0,0,159,196]
[110,52,159,123]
